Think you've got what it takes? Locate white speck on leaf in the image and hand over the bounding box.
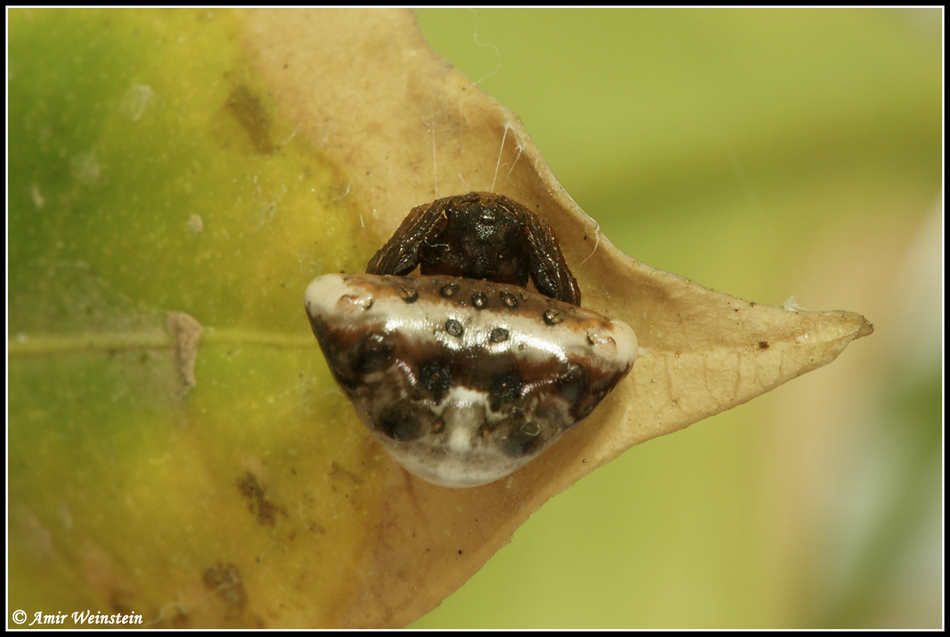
[166,311,204,391]
[30,184,45,209]
[121,83,155,122]
[784,296,809,312]
[70,151,100,185]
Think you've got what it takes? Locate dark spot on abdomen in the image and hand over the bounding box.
[419,360,453,403]
[398,287,419,303]
[377,401,428,441]
[499,291,519,308]
[489,373,523,410]
[501,421,543,458]
[556,362,590,412]
[349,332,394,374]
[543,308,563,325]
[445,319,464,337]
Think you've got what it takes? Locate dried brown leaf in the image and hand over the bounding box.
[245,9,872,626]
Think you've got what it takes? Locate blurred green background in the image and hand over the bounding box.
[413,8,942,628]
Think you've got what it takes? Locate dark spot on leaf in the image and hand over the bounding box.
[237,471,283,526]
[203,562,246,611]
[227,85,275,154]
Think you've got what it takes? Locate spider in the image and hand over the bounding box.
[305,192,636,488]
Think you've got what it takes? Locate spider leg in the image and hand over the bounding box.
[366,199,449,275]
[522,211,582,306]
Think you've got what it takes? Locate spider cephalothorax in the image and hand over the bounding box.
[366,191,581,306]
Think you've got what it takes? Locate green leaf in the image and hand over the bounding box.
[9,8,379,628]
